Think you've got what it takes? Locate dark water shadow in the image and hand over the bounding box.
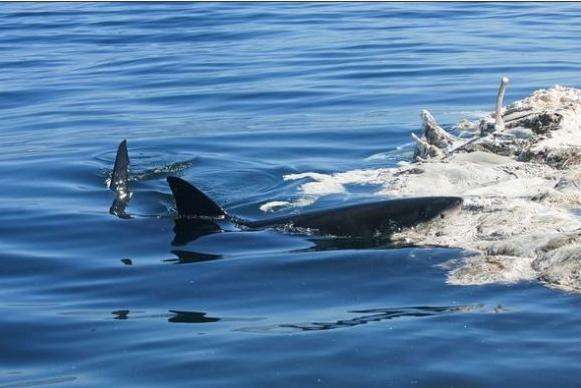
[163,250,223,265]
[111,310,131,320]
[170,216,410,249]
[111,309,220,323]
[110,309,262,325]
[167,219,423,265]
[171,219,224,246]
[109,196,131,219]
[297,235,408,252]
[168,310,221,324]
[239,304,484,333]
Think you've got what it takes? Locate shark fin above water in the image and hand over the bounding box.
[166,176,226,219]
[110,139,130,195]
[109,139,131,218]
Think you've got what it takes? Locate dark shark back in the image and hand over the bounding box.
[248,196,463,236]
[166,176,462,237]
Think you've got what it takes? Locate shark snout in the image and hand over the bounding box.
[440,197,463,217]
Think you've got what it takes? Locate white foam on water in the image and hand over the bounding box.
[259,201,292,212]
[259,197,317,213]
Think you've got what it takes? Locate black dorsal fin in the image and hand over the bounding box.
[109,140,131,219]
[110,139,129,193]
[167,176,226,218]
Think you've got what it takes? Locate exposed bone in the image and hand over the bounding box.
[420,109,459,149]
[399,82,581,291]
[411,133,445,161]
[494,76,510,132]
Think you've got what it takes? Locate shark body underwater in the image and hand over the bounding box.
[108,140,463,242]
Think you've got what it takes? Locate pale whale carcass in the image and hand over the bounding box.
[275,77,580,292]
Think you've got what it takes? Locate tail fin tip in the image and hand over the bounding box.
[110,139,129,191]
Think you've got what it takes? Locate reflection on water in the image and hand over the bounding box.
[164,250,224,264]
[112,310,131,320]
[242,304,485,333]
[168,310,221,324]
[109,196,132,220]
[165,224,410,266]
[111,309,220,323]
[171,219,224,246]
[0,376,78,387]
[110,309,263,324]
[299,235,405,252]
[110,305,488,332]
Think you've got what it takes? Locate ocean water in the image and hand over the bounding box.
[2,2,581,387]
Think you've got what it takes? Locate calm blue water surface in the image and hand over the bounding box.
[2,3,581,387]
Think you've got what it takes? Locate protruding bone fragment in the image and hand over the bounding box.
[494,76,510,132]
[412,133,445,161]
[421,109,458,149]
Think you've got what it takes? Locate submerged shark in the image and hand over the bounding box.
[108,140,462,241]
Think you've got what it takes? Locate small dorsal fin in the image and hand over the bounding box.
[110,139,129,193]
[167,176,226,218]
[109,140,131,218]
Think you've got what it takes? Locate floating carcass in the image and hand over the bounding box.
[280,78,581,292]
